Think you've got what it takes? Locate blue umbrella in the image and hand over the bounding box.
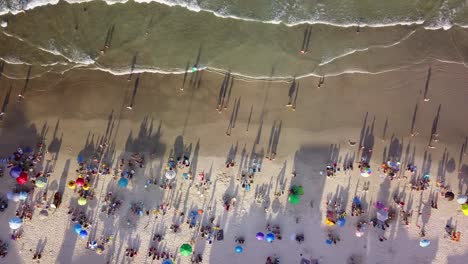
[235,245,243,253]
[9,166,21,179]
[9,216,23,230]
[118,177,129,188]
[79,229,88,239]
[162,259,173,264]
[326,239,333,245]
[337,217,346,227]
[419,239,430,248]
[74,223,82,234]
[266,233,275,243]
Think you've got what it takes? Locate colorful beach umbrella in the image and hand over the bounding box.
[9,216,23,230]
[235,245,243,253]
[74,223,82,234]
[266,233,275,243]
[16,172,28,185]
[165,170,176,180]
[78,197,87,206]
[67,180,76,189]
[288,194,300,204]
[79,229,88,239]
[9,166,21,178]
[179,243,192,256]
[462,204,468,216]
[118,177,129,188]
[76,177,85,187]
[256,232,265,241]
[360,167,371,177]
[35,176,48,188]
[419,239,430,248]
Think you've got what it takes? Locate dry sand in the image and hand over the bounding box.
[0,60,467,264]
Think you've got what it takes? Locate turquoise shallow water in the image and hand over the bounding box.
[0,1,468,78]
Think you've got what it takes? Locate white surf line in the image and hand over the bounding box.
[318,30,417,67]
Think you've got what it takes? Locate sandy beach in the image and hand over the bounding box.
[0,56,467,264]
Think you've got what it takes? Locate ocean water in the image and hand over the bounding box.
[0,0,468,78]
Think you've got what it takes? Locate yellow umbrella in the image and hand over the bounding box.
[82,182,91,190]
[325,218,335,226]
[78,197,87,206]
[462,204,468,216]
[67,180,76,189]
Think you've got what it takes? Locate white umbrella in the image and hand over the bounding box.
[165,170,176,180]
[457,195,467,205]
[377,210,389,221]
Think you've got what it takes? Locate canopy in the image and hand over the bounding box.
[462,204,468,216]
[456,195,467,205]
[118,177,129,188]
[256,232,265,241]
[288,194,300,204]
[9,166,21,178]
[165,170,176,180]
[377,210,389,221]
[266,233,275,242]
[79,229,88,239]
[179,243,192,256]
[235,245,243,253]
[360,167,371,177]
[16,172,28,185]
[74,223,82,234]
[9,216,23,230]
[35,176,48,188]
[78,197,87,206]
[419,239,430,248]
[67,180,76,189]
[337,217,346,227]
[76,177,85,187]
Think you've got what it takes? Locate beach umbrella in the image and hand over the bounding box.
[9,166,21,178]
[9,216,23,230]
[235,245,243,254]
[165,170,176,180]
[74,223,82,234]
[67,180,76,189]
[355,230,364,237]
[256,232,265,241]
[326,239,333,245]
[456,195,467,205]
[118,177,129,188]
[76,177,85,187]
[12,193,21,202]
[325,218,335,226]
[179,243,192,256]
[82,182,91,190]
[337,217,346,227]
[35,176,48,188]
[419,239,430,248]
[89,240,98,250]
[79,229,88,239]
[292,185,304,195]
[445,192,455,201]
[78,197,87,206]
[266,233,275,243]
[162,259,173,264]
[462,204,468,216]
[16,172,28,185]
[18,191,28,201]
[77,154,84,163]
[377,210,389,221]
[360,167,371,177]
[288,194,300,205]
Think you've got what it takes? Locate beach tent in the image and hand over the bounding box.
[78,197,87,206]
[9,216,23,229]
[74,223,82,234]
[179,243,192,256]
[419,239,430,248]
[79,229,88,239]
[266,233,275,243]
[289,194,300,204]
[256,232,265,241]
[165,170,176,180]
[456,195,467,205]
[462,204,468,216]
[118,177,129,188]
[9,166,21,178]
[377,210,389,221]
[35,176,48,188]
[235,245,243,253]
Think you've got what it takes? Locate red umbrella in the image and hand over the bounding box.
[17,172,28,185]
[76,177,85,187]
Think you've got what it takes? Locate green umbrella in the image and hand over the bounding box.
[180,243,192,256]
[289,194,300,204]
